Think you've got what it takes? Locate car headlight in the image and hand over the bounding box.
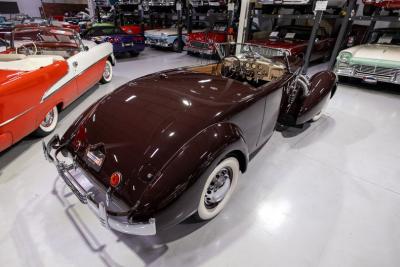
[339,52,352,63]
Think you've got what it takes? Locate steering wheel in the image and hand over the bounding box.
[16,42,38,56]
[221,55,241,78]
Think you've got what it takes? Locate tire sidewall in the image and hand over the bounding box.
[197,157,240,220]
[37,106,58,136]
[100,60,113,83]
[172,39,180,52]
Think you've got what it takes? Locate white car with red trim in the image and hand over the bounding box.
[0,26,115,152]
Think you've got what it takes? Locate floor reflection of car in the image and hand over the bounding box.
[81,24,145,56]
[249,25,334,62]
[0,27,115,153]
[44,43,337,236]
[335,28,400,85]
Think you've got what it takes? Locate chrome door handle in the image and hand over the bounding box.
[73,61,78,67]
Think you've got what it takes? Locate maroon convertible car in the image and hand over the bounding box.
[44,43,337,236]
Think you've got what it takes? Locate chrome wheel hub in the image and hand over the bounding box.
[41,110,54,128]
[103,63,111,79]
[204,167,232,209]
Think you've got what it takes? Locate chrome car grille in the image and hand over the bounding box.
[191,41,208,49]
[353,65,397,78]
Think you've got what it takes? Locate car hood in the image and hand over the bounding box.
[342,44,400,65]
[189,31,226,42]
[65,69,256,207]
[248,38,306,51]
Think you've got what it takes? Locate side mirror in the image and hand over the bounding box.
[84,45,89,51]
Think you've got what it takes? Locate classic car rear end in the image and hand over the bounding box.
[81,25,145,55]
[44,43,337,235]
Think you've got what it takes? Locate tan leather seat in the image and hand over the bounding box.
[0,55,64,71]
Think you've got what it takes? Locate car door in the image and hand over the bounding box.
[70,42,108,95]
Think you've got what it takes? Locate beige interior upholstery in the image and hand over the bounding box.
[0,54,27,62]
[0,54,65,71]
[189,63,221,75]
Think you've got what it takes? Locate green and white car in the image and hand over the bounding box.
[335,28,400,85]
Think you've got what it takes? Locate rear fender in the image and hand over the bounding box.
[140,122,248,230]
[279,70,337,126]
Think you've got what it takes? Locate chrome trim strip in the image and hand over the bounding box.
[0,106,34,127]
[41,53,112,103]
[43,139,156,236]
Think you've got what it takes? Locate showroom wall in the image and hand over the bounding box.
[0,0,42,17]
[0,0,88,17]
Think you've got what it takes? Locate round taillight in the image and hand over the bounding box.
[110,172,122,187]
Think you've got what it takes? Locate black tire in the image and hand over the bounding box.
[34,106,59,137]
[129,51,139,57]
[100,60,113,84]
[194,157,240,221]
[172,39,181,52]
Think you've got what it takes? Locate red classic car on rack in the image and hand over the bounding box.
[248,25,334,62]
[363,0,400,15]
[186,23,231,55]
[0,27,114,153]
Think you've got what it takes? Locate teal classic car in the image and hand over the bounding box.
[335,28,400,85]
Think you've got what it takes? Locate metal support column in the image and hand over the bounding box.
[187,3,193,34]
[139,3,145,35]
[236,0,250,44]
[327,0,357,70]
[301,10,323,75]
[177,1,183,52]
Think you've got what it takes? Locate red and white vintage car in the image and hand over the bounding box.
[0,27,115,152]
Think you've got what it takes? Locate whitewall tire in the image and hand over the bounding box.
[197,157,240,220]
[35,106,58,137]
[311,96,330,122]
[100,60,113,84]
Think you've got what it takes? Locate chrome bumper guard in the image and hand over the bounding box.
[43,136,156,236]
[186,46,215,55]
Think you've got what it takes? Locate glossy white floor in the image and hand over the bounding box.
[1,49,400,267]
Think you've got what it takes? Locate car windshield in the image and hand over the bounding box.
[8,27,80,48]
[216,42,287,60]
[369,31,400,45]
[22,18,47,25]
[91,26,127,36]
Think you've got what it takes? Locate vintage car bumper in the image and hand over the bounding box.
[113,43,145,53]
[186,45,215,55]
[145,38,172,47]
[43,136,156,236]
[335,63,400,84]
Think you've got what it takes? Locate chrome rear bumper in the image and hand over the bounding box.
[43,136,156,236]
